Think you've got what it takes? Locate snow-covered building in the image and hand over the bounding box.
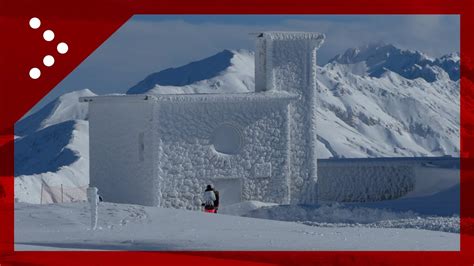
[81,32,325,209]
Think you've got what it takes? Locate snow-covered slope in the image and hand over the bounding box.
[328,42,460,82]
[315,63,459,157]
[15,201,459,251]
[14,89,95,203]
[126,44,460,158]
[16,89,94,136]
[128,49,254,95]
[434,52,460,81]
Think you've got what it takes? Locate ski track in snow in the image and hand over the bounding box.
[15,202,459,251]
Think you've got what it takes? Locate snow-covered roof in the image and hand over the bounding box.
[79,91,297,104]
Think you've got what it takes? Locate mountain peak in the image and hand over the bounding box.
[127,50,239,95]
[328,43,458,82]
[15,89,96,136]
[438,52,460,62]
[330,42,396,64]
[330,42,432,66]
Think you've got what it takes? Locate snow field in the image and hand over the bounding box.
[15,202,459,251]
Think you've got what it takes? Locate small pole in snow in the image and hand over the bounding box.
[87,187,99,230]
[61,184,64,203]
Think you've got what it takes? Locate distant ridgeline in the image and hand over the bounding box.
[328,43,459,82]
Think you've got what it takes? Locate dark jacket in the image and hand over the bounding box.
[203,187,216,210]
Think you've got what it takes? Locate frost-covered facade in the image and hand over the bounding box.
[81,32,325,208]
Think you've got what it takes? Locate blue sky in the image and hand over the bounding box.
[31,15,459,114]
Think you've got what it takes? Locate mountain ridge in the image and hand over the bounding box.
[328,43,459,82]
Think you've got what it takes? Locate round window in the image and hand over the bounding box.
[212,124,243,155]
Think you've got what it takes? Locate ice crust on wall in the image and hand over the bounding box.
[256,32,325,204]
[156,97,292,209]
[318,157,459,202]
[319,162,415,202]
[85,93,295,208]
[87,98,159,206]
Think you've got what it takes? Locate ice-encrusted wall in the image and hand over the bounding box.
[154,94,292,210]
[318,162,415,202]
[85,94,294,208]
[317,157,460,202]
[87,97,159,206]
[256,32,325,204]
[85,31,328,208]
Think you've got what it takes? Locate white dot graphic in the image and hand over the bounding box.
[57,42,68,54]
[29,68,41,79]
[29,17,41,29]
[43,55,55,67]
[43,30,55,41]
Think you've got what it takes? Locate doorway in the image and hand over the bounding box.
[212,178,242,206]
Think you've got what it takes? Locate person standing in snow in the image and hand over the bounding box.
[202,185,216,213]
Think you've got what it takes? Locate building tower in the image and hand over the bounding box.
[255,32,325,204]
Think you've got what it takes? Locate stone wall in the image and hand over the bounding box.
[88,97,159,206]
[317,157,459,202]
[256,32,325,204]
[156,97,292,210]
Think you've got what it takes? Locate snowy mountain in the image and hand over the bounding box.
[328,43,460,82]
[434,52,460,81]
[16,89,94,136]
[320,44,459,157]
[315,63,459,158]
[126,44,460,158]
[14,43,459,203]
[14,89,95,203]
[128,49,254,94]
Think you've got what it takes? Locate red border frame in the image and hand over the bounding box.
[1,0,474,265]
